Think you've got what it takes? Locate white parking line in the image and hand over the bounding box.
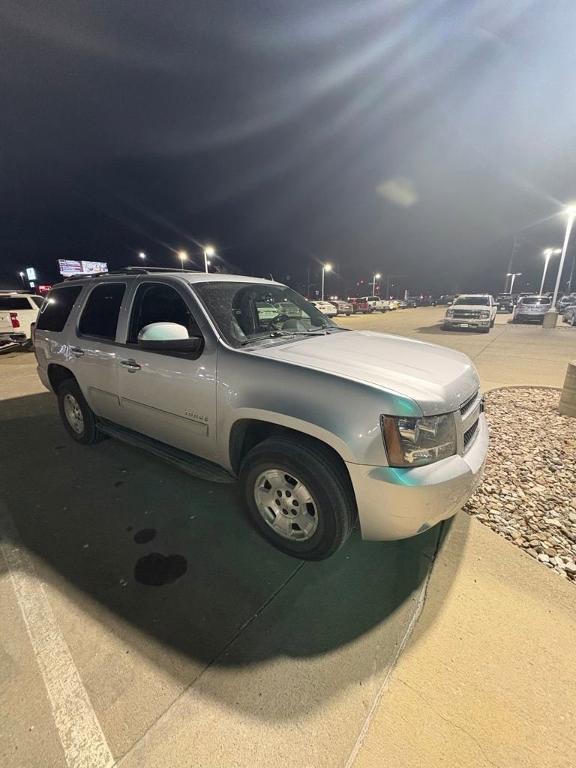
[0,501,114,768]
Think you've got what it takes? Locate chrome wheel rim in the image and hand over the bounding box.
[63,393,84,435]
[254,469,318,541]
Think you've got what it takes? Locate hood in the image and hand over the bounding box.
[248,330,479,415]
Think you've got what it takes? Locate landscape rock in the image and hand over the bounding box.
[464,388,576,582]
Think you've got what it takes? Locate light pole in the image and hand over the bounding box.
[549,206,576,322]
[372,272,381,295]
[204,245,215,273]
[321,263,332,300]
[507,272,522,294]
[539,248,560,295]
[178,250,188,270]
[18,271,25,288]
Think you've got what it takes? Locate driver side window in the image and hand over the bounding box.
[128,283,202,344]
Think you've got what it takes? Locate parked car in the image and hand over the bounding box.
[562,304,576,326]
[348,297,372,314]
[330,299,353,316]
[360,295,388,312]
[440,294,456,305]
[496,294,514,313]
[397,300,408,309]
[34,269,487,560]
[310,300,337,317]
[512,295,552,323]
[387,299,400,310]
[443,294,496,332]
[558,294,576,313]
[0,291,44,352]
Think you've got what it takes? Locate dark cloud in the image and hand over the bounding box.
[2,0,576,295]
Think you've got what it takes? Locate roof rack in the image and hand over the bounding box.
[63,266,203,281]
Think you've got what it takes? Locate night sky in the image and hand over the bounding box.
[2,0,576,296]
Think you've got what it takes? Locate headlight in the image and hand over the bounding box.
[480,310,490,318]
[446,309,454,317]
[381,413,457,467]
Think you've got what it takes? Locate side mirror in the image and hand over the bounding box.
[137,322,204,355]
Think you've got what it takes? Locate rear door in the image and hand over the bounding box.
[116,280,218,461]
[73,282,128,421]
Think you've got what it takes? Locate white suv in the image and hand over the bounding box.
[34,268,487,560]
[0,292,44,350]
[443,294,496,332]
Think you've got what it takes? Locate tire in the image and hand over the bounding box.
[239,436,356,560]
[480,327,490,333]
[571,315,576,327]
[57,379,104,445]
[490,318,495,327]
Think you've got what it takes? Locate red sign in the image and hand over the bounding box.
[38,285,52,295]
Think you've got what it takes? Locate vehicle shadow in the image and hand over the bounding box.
[0,393,465,720]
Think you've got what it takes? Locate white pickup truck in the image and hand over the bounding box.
[0,292,44,351]
[34,269,488,560]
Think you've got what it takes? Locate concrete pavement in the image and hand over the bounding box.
[0,307,575,767]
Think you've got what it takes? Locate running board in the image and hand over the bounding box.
[98,420,235,484]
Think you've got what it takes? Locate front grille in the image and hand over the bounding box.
[453,309,481,319]
[463,420,479,450]
[459,391,479,415]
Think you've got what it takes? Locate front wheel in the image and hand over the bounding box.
[240,437,356,560]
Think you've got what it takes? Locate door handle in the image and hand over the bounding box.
[70,346,85,358]
[120,358,141,371]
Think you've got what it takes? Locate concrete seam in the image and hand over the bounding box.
[115,560,306,766]
[343,525,444,768]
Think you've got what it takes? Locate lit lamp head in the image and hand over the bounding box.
[204,245,216,257]
[178,250,188,264]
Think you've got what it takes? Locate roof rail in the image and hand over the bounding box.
[63,266,203,281]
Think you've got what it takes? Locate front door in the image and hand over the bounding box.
[116,280,217,461]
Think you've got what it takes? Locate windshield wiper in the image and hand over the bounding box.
[239,328,335,346]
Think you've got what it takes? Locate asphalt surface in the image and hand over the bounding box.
[0,306,574,767]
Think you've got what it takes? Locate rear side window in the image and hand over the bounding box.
[79,283,126,340]
[30,296,45,309]
[0,297,32,310]
[36,286,83,332]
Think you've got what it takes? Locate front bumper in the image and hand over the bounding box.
[444,317,491,329]
[347,413,488,540]
[514,314,545,323]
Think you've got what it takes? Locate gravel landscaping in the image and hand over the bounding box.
[464,387,576,582]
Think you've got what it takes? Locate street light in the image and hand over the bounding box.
[539,248,561,295]
[321,263,332,300]
[506,272,522,294]
[138,251,146,260]
[372,272,381,295]
[18,271,25,288]
[177,250,188,270]
[204,245,215,273]
[550,205,576,316]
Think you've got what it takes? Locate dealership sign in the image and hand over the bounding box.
[58,260,108,276]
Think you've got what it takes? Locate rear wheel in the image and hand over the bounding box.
[240,436,356,560]
[57,379,104,445]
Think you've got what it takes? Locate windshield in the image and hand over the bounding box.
[194,281,337,348]
[521,297,551,305]
[454,296,490,306]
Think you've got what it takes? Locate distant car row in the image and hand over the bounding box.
[311,296,407,316]
[442,292,576,332]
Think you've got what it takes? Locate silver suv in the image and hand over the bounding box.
[34,268,488,560]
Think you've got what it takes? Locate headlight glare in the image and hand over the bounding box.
[480,310,490,318]
[381,413,457,467]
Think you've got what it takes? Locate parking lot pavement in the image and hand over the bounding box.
[0,387,443,767]
[0,314,574,768]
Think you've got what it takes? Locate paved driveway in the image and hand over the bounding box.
[0,309,574,767]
